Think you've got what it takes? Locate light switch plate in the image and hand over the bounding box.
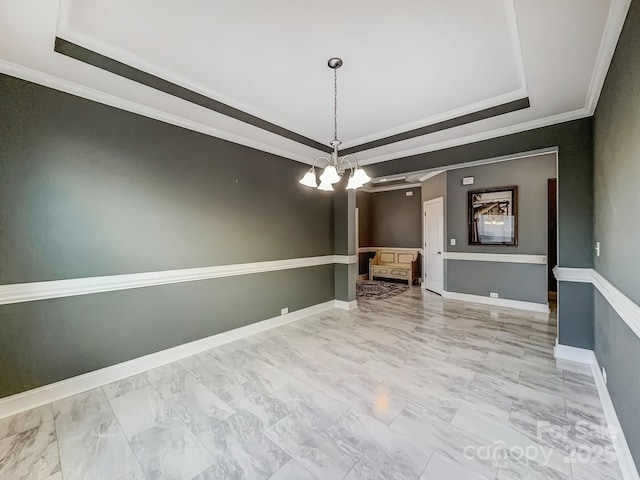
[450,239,456,246]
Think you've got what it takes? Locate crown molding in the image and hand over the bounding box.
[360,183,422,193]
[585,0,632,114]
[357,108,590,166]
[0,59,321,164]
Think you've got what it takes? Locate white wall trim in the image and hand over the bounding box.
[360,183,422,193]
[358,109,589,166]
[0,300,339,419]
[444,252,547,265]
[442,290,549,313]
[358,247,424,254]
[334,299,359,311]
[418,170,446,182]
[592,271,640,340]
[591,352,640,480]
[552,346,640,480]
[0,255,355,306]
[334,255,359,265]
[553,344,594,364]
[553,266,594,283]
[585,0,633,114]
[554,267,640,341]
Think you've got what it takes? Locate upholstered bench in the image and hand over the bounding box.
[369,249,420,285]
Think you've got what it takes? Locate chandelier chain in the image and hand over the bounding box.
[334,69,338,141]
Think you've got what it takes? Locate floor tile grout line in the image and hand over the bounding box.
[101,385,150,480]
[50,403,65,480]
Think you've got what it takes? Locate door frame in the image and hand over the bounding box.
[423,197,445,294]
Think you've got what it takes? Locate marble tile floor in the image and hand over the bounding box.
[0,288,624,480]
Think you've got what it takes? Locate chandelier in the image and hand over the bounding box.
[299,58,371,191]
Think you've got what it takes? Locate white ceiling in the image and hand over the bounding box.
[0,0,631,165]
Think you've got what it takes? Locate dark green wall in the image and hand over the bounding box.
[446,154,556,256]
[369,187,422,248]
[594,1,640,306]
[593,0,640,466]
[0,74,335,398]
[0,74,333,284]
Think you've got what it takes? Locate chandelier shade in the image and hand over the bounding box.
[299,169,318,188]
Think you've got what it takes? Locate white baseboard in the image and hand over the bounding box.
[553,344,639,479]
[442,290,550,313]
[334,299,358,311]
[590,354,640,480]
[553,344,594,364]
[0,300,337,420]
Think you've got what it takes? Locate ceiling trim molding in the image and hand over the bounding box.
[54,37,331,153]
[503,0,529,93]
[56,8,331,149]
[585,0,632,114]
[0,59,319,164]
[341,96,530,156]
[360,183,421,193]
[418,170,446,182]
[12,0,625,169]
[357,108,589,166]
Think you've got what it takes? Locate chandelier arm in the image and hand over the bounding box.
[340,154,359,170]
[338,157,354,173]
[311,156,331,170]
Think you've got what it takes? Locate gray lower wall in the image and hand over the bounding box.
[0,265,334,398]
[557,282,594,349]
[0,73,335,398]
[446,261,548,305]
[594,289,640,467]
[592,0,640,466]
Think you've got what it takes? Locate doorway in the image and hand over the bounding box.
[423,197,444,295]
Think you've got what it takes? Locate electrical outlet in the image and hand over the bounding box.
[450,238,456,246]
[406,191,414,197]
[595,241,600,257]
[281,307,289,315]
[602,366,607,384]
[490,292,499,298]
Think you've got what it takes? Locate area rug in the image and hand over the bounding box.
[356,280,410,300]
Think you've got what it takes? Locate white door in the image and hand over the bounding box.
[424,198,444,295]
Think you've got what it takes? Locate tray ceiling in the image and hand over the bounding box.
[0,0,631,165]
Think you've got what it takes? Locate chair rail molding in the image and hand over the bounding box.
[444,252,547,264]
[554,267,640,340]
[0,255,357,306]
